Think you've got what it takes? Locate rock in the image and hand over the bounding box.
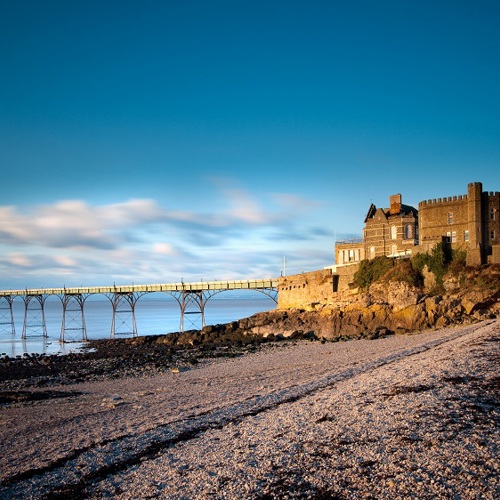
[422,265,436,291]
[435,316,449,328]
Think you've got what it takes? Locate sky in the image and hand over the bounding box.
[0,0,499,290]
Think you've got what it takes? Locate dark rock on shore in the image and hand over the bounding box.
[0,329,308,390]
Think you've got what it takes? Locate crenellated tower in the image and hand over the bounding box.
[467,182,483,265]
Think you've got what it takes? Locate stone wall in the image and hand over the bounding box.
[490,244,500,265]
[277,265,359,310]
[278,270,335,309]
[418,195,469,251]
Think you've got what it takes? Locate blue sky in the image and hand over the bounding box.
[1,0,499,289]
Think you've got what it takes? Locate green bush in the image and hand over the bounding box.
[383,259,423,287]
[411,252,431,274]
[448,248,467,276]
[411,243,448,285]
[353,256,394,290]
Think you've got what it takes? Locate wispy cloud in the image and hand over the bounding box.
[0,186,334,288]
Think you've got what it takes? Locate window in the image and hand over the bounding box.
[464,230,469,242]
[391,226,397,239]
[491,230,496,240]
[452,231,457,243]
[391,244,398,256]
[404,224,412,239]
[369,246,375,259]
[446,231,451,243]
[448,212,453,224]
[491,208,496,220]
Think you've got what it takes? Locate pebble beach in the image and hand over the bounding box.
[0,320,498,499]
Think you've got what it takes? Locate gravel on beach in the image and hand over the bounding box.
[0,320,498,499]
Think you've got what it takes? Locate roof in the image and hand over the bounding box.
[364,202,418,223]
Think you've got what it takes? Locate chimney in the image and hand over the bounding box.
[389,194,402,215]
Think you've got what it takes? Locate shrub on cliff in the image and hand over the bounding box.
[411,243,450,288]
[448,248,467,276]
[353,243,493,293]
[381,259,423,287]
[411,243,468,290]
[353,256,395,290]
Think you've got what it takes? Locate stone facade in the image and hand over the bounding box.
[278,270,336,309]
[363,193,419,260]
[419,182,500,266]
[335,193,418,266]
[278,266,359,309]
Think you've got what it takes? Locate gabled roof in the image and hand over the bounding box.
[364,203,377,223]
[364,202,418,223]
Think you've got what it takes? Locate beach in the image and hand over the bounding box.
[0,320,498,499]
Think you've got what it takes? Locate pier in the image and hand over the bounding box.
[0,279,279,342]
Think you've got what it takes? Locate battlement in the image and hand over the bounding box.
[486,191,500,201]
[419,194,466,207]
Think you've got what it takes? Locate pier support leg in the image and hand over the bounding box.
[60,294,88,343]
[108,293,139,338]
[0,296,15,336]
[22,295,48,339]
[179,291,206,333]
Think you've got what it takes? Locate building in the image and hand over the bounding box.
[335,181,500,267]
[335,193,418,266]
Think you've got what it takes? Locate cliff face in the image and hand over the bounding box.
[218,266,500,341]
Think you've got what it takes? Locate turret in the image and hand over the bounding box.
[467,182,482,247]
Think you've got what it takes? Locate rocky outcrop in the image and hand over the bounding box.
[218,267,500,342]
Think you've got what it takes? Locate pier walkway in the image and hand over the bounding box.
[0,279,278,342]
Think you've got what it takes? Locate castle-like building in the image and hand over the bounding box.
[335,181,500,267]
[278,181,499,309]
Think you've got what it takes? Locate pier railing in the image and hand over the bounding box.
[0,279,279,342]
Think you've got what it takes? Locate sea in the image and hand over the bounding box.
[0,291,276,357]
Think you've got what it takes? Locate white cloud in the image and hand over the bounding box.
[0,206,33,240]
[153,243,177,255]
[223,188,273,224]
[53,255,77,267]
[7,252,32,267]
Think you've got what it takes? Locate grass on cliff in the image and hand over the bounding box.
[352,243,469,291]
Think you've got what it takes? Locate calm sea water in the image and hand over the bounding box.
[0,292,276,357]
